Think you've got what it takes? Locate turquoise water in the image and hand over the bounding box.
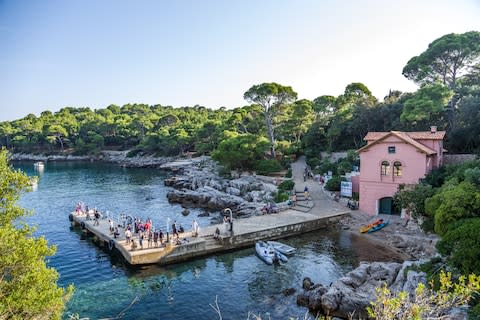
[15,161,395,319]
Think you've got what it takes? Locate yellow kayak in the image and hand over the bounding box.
[359,219,384,233]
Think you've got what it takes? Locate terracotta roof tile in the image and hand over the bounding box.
[364,131,446,140]
[358,130,440,155]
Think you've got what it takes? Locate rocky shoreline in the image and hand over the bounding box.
[11,150,175,168]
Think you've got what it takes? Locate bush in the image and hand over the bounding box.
[254,159,283,175]
[127,149,143,158]
[285,168,292,178]
[337,159,352,175]
[306,157,321,169]
[315,160,337,175]
[432,181,480,235]
[437,218,480,275]
[325,176,342,191]
[420,217,435,233]
[278,180,295,192]
[275,191,289,203]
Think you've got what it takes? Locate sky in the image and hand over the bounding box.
[0,0,479,121]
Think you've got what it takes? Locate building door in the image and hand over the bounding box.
[379,197,392,215]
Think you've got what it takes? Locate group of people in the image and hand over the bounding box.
[303,166,314,181]
[124,217,201,250]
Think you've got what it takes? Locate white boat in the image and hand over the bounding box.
[274,250,288,263]
[33,161,45,168]
[266,241,296,255]
[255,241,276,265]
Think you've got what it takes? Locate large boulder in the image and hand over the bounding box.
[320,262,402,319]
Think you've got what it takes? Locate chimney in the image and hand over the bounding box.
[430,126,437,133]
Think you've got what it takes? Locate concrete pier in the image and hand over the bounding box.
[70,208,349,265]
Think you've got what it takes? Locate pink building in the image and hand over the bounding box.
[357,126,445,216]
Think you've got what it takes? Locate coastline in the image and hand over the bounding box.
[10,150,176,168]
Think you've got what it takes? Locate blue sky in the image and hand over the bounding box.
[1,0,479,121]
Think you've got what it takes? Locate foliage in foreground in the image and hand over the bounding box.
[368,271,480,320]
[0,150,73,319]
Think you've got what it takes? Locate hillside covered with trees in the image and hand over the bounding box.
[1,31,479,171]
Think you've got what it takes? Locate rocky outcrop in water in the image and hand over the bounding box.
[297,261,428,319]
[162,157,281,217]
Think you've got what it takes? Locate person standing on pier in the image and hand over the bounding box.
[159,229,164,245]
[192,219,199,237]
[125,228,132,245]
[109,219,114,233]
[172,221,178,239]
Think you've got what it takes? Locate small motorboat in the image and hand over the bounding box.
[274,250,288,263]
[33,161,45,169]
[266,240,296,255]
[359,219,384,233]
[255,241,276,265]
[368,220,389,233]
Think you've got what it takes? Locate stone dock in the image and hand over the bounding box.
[70,207,349,265]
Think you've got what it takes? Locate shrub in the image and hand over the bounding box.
[437,218,480,275]
[285,168,292,178]
[274,191,289,203]
[337,159,352,175]
[316,160,337,175]
[325,176,342,191]
[254,159,283,175]
[278,180,294,192]
[306,156,321,169]
[127,149,142,158]
[368,271,480,320]
[432,181,480,235]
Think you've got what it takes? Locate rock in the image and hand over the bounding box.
[296,294,310,307]
[282,288,296,296]
[320,262,402,319]
[225,186,241,196]
[308,285,328,312]
[197,211,210,217]
[303,277,314,290]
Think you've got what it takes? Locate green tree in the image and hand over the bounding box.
[211,131,270,171]
[393,183,435,220]
[243,83,298,158]
[402,31,480,128]
[400,84,453,123]
[0,150,73,319]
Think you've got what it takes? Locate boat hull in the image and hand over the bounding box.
[255,241,275,265]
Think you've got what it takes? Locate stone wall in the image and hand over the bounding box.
[320,151,348,162]
[443,154,477,165]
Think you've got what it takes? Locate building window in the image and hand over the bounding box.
[393,161,402,176]
[381,161,390,176]
[388,146,396,154]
